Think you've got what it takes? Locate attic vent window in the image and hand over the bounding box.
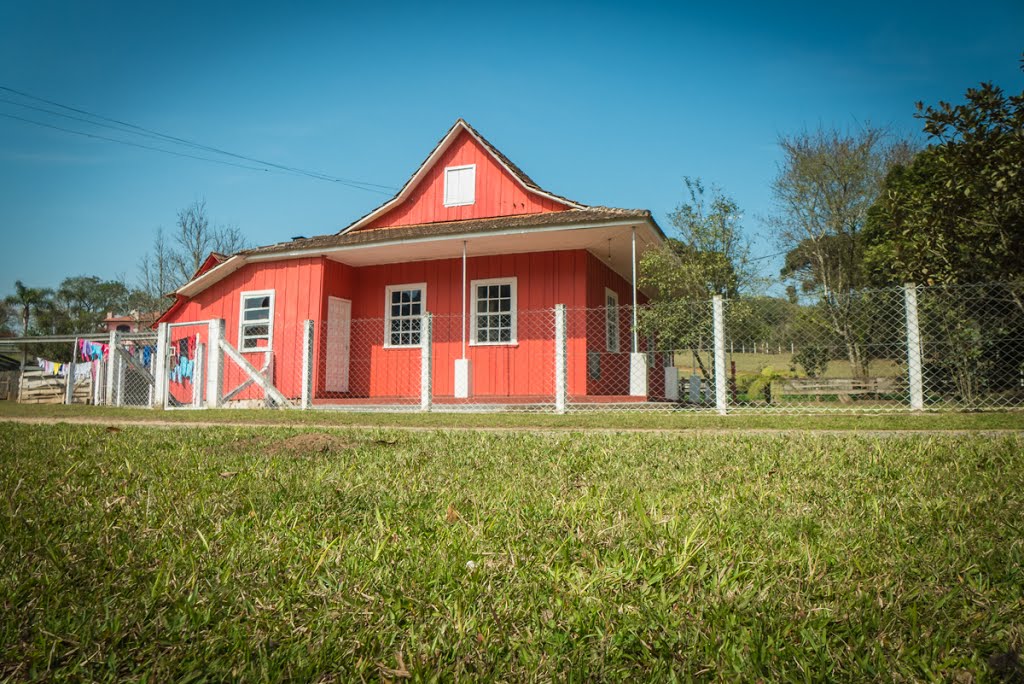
[444,164,476,207]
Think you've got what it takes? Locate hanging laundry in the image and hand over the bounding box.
[73,363,92,382]
[79,340,108,361]
[169,335,196,385]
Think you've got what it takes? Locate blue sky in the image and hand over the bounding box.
[1,0,1021,297]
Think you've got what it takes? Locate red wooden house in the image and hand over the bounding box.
[157,119,665,406]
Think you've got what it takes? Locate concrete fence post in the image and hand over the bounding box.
[207,319,225,409]
[301,320,314,410]
[554,304,567,414]
[65,337,78,405]
[713,295,728,416]
[420,313,432,412]
[192,343,205,409]
[904,283,925,411]
[105,330,119,406]
[153,322,168,408]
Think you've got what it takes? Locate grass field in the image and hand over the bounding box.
[1,422,1021,680]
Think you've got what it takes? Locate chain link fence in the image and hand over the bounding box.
[5,282,1021,413]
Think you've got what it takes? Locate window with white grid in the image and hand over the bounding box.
[471,277,517,345]
[384,283,426,347]
[239,290,274,350]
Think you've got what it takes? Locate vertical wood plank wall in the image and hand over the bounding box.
[360,130,568,231]
[162,248,649,402]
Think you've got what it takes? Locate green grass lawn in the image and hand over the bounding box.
[1,423,1021,680]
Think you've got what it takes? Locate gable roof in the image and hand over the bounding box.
[340,119,585,234]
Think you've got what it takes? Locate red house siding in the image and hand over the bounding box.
[167,258,325,402]
[359,130,569,231]
[161,248,647,403]
[317,250,590,399]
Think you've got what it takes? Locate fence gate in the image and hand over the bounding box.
[107,331,160,407]
[162,321,209,409]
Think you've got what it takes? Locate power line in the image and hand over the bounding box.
[0,111,273,172]
[0,85,398,194]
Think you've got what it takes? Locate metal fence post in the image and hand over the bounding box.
[554,304,567,414]
[207,319,225,409]
[105,330,119,406]
[301,320,314,410]
[420,313,432,412]
[713,295,728,415]
[153,322,168,408]
[904,282,925,411]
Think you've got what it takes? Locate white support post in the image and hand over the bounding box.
[631,226,639,354]
[115,353,126,407]
[65,338,78,405]
[105,330,118,406]
[904,282,924,411]
[713,295,728,415]
[420,313,432,412]
[207,319,225,409]
[94,360,104,405]
[664,365,680,401]
[554,304,567,414]
[301,320,314,410]
[153,323,168,408]
[192,343,205,409]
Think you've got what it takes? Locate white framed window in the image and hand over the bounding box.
[385,283,426,348]
[239,290,274,351]
[471,277,517,345]
[443,164,476,207]
[605,288,620,353]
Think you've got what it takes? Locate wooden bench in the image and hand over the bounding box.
[779,377,900,403]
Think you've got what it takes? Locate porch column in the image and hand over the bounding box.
[455,240,471,398]
[629,226,647,397]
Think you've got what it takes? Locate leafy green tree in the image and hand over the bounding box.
[638,178,756,379]
[35,276,134,335]
[792,345,830,378]
[864,73,1024,298]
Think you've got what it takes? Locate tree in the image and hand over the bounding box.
[4,280,53,337]
[641,177,755,300]
[137,227,176,311]
[137,199,248,310]
[638,178,756,380]
[35,276,133,335]
[768,126,912,376]
[862,62,1024,402]
[864,73,1024,296]
[0,299,13,337]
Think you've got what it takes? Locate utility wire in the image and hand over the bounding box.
[0,112,273,172]
[0,85,397,194]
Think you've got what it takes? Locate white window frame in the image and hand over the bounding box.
[470,277,517,346]
[605,287,620,353]
[384,282,427,349]
[239,289,274,351]
[443,164,476,207]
